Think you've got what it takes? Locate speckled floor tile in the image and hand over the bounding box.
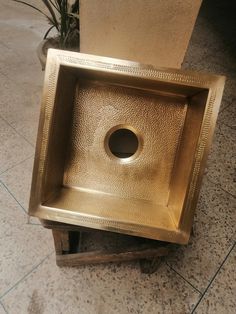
[0,156,40,225]
[184,23,235,75]
[1,254,201,314]
[0,157,34,211]
[0,1,46,25]
[0,64,42,147]
[183,2,236,114]
[219,105,236,130]
[0,1,47,59]
[0,303,6,314]
[183,0,236,75]
[167,177,236,292]
[195,244,236,314]
[0,183,53,296]
[206,123,236,196]
[0,5,45,146]
[217,76,236,113]
[0,116,34,174]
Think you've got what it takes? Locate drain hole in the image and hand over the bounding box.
[108,128,139,158]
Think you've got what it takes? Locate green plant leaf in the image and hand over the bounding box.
[48,0,60,13]
[44,25,56,39]
[68,13,80,19]
[55,0,62,10]
[12,1,48,19]
[41,0,59,30]
[13,0,80,49]
[72,0,79,13]
[12,0,56,27]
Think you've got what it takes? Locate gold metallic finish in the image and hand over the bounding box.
[29,49,225,244]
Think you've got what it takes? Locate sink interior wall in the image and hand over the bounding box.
[63,79,188,206]
[42,68,207,229]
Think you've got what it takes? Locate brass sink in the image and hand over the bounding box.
[29,49,225,244]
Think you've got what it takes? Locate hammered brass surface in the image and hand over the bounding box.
[29,49,225,244]
[64,82,187,205]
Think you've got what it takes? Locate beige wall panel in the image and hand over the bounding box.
[80,0,202,68]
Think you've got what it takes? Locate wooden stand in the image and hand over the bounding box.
[42,220,170,274]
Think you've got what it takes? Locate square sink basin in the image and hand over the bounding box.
[29,49,225,244]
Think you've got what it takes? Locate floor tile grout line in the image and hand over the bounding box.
[0,154,34,176]
[165,176,235,307]
[0,180,43,227]
[0,180,27,214]
[1,179,41,227]
[191,242,236,313]
[221,122,236,130]
[219,103,231,113]
[166,262,202,295]
[206,176,236,199]
[0,114,35,148]
[0,252,54,301]
[0,300,8,314]
[217,186,236,199]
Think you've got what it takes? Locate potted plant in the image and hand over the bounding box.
[13,0,80,69]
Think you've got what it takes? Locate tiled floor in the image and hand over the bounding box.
[0,1,235,313]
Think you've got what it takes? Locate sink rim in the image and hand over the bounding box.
[29,49,225,244]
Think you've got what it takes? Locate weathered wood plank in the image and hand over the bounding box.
[56,246,169,267]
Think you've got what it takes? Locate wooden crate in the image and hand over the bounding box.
[42,220,170,274]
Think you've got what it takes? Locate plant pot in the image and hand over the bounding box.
[37,38,60,71]
[37,37,80,70]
